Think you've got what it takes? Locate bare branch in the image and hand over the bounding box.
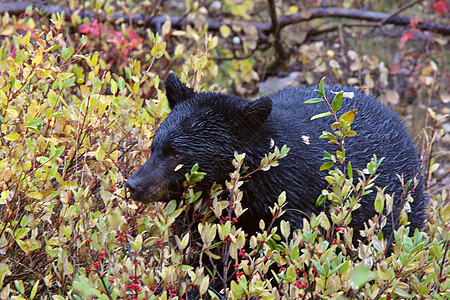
[1,2,449,37]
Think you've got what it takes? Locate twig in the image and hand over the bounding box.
[2,2,449,36]
[379,0,423,26]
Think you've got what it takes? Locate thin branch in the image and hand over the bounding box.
[1,2,449,36]
[379,0,423,25]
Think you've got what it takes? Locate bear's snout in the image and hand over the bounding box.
[125,178,139,198]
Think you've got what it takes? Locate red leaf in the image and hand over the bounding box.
[389,63,401,75]
[79,20,101,36]
[399,31,414,49]
[432,1,450,16]
[79,24,90,34]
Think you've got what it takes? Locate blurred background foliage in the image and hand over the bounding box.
[0,0,448,299]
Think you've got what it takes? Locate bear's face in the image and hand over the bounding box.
[126,73,272,204]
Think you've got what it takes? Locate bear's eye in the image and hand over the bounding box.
[171,153,183,160]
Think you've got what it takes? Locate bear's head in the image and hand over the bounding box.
[126,73,272,203]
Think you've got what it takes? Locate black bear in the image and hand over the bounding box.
[126,73,427,242]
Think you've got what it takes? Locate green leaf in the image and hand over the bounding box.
[332,91,343,111]
[312,260,326,276]
[108,207,125,230]
[181,265,194,271]
[377,157,385,168]
[54,146,65,158]
[350,266,377,289]
[374,191,384,213]
[151,42,166,59]
[316,193,326,207]
[290,245,299,260]
[81,35,88,45]
[394,288,412,298]
[181,233,189,250]
[280,220,290,238]
[189,172,205,183]
[124,67,132,80]
[320,161,334,171]
[61,47,74,60]
[190,163,199,173]
[238,275,249,295]
[330,262,346,275]
[14,280,25,294]
[310,111,332,121]
[339,109,357,125]
[347,161,353,179]
[117,77,125,91]
[62,77,76,89]
[165,200,177,215]
[15,33,31,46]
[346,130,356,137]
[285,265,297,283]
[26,118,44,130]
[403,236,414,253]
[266,238,276,250]
[303,98,324,105]
[200,275,209,295]
[16,239,29,253]
[30,279,40,300]
[91,53,98,67]
[130,234,143,251]
[367,160,377,175]
[20,215,28,227]
[317,77,326,97]
[47,89,59,107]
[110,79,117,94]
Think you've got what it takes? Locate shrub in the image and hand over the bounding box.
[0,5,448,300]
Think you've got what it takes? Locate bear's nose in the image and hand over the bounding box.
[125,179,139,195]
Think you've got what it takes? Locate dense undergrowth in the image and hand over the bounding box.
[0,1,448,299]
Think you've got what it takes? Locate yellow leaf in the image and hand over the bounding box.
[1,25,14,35]
[23,161,32,171]
[80,85,91,96]
[3,132,20,141]
[32,54,43,66]
[200,275,209,295]
[96,147,105,161]
[339,109,357,125]
[47,89,60,107]
[28,191,43,200]
[6,108,19,119]
[59,72,74,80]
[162,20,172,37]
[0,90,7,105]
[1,190,9,201]
[220,25,231,38]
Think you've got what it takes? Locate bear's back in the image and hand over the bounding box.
[249,86,427,234]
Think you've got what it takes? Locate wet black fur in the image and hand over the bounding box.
[127,73,427,242]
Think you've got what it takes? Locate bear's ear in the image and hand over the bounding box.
[246,95,272,127]
[165,73,195,109]
[229,95,272,138]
